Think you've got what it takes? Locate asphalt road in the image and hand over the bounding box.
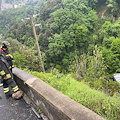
[0,84,42,120]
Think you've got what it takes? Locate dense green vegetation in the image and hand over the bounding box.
[1,0,120,74]
[0,0,120,119]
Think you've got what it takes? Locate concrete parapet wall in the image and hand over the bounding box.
[13,67,105,120]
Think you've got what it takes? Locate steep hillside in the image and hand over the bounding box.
[1,0,120,75]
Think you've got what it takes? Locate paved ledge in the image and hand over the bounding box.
[13,67,105,120]
[0,85,40,120]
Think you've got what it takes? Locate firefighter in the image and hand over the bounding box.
[0,50,23,99]
[1,41,14,72]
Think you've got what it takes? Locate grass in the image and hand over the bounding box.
[27,70,120,120]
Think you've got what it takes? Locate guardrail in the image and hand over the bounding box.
[13,67,105,120]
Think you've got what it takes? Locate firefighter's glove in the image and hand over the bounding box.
[4,76,8,80]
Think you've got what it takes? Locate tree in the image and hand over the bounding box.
[48,34,65,61]
[76,46,107,87]
[101,21,112,37]
[102,37,120,74]
[75,24,88,54]
[88,0,98,8]
[106,0,118,17]
[13,51,29,69]
[87,10,98,31]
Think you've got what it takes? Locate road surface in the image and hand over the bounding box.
[0,84,43,120]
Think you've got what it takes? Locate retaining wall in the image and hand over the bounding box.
[13,67,105,120]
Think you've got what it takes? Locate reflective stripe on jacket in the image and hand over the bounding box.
[1,49,14,69]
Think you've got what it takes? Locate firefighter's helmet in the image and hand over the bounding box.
[1,41,10,48]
